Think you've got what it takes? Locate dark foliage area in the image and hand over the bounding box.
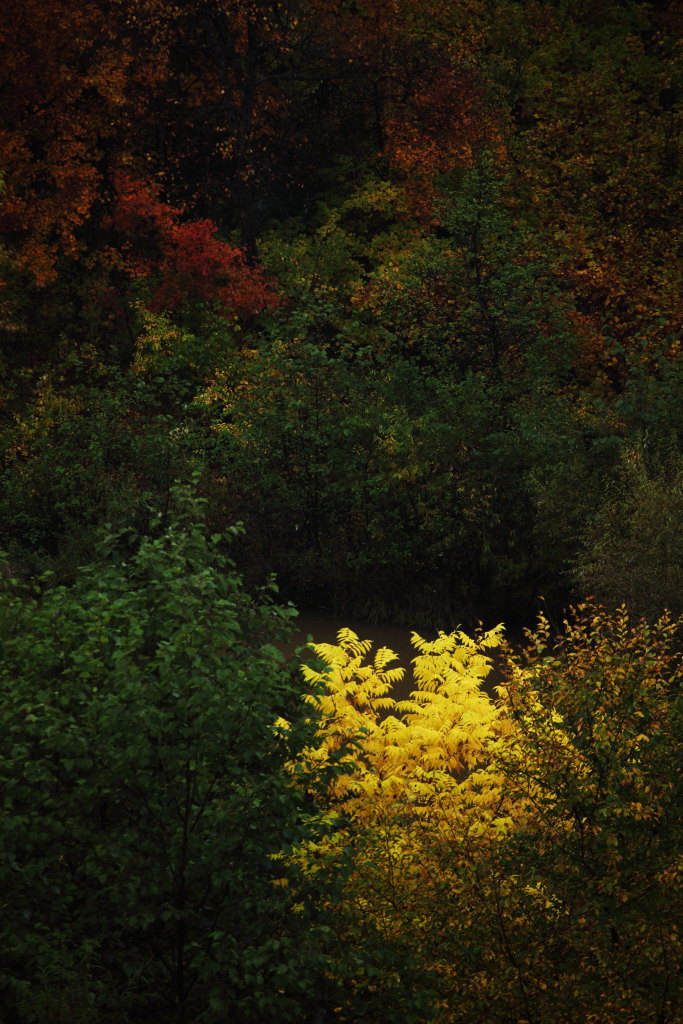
[1,1,681,1020]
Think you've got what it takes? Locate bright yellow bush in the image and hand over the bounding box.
[291,607,683,1024]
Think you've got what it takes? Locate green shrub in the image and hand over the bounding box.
[0,488,336,1023]
[576,438,683,618]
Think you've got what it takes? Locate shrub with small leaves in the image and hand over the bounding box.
[0,487,337,1023]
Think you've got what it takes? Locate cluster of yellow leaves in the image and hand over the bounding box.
[294,626,539,881]
[285,606,682,1023]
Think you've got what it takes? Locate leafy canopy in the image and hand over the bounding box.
[0,487,336,1023]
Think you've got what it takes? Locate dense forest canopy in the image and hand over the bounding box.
[1,0,682,624]
[0,1,682,1021]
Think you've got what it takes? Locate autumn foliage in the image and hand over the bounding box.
[1,2,683,1016]
[110,173,280,317]
[295,605,683,1023]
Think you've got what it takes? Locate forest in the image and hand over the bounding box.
[0,0,682,1020]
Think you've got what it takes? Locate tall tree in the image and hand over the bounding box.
[0,490,337,1022]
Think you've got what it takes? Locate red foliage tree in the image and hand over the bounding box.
[111,172,280,317]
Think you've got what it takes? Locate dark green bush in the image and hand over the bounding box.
[0,488,336,1023]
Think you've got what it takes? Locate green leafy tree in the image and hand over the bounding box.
[577,437,683,619]
[0,488,336,1023]
[356,155,578,377]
